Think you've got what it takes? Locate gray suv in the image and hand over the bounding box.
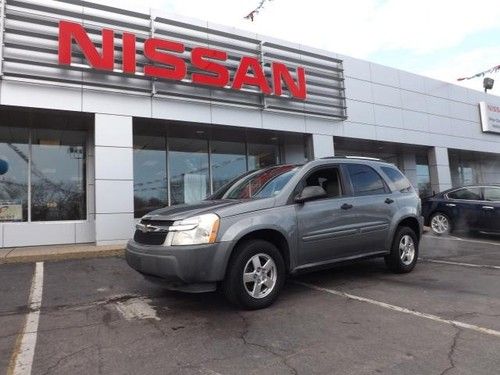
[126,157,423,309]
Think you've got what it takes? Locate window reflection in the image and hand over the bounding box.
[211,141,246,192]
[0,127,29,222]
[346,164,386,196]
[31,129,86,221]
[132,124,301,216]
[169,138,209,205]
[248,143,279,170]
[133,136,167,218]
[416,154,431,197]
[218,165,300,199]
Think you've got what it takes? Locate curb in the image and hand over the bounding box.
[0,246,125,265]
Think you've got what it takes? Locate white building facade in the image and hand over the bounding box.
[0,0,499,247]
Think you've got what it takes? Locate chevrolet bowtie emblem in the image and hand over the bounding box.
[137,223,151,233]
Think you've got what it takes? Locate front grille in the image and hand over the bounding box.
[134,230,168,246]
[133,219,174,245]
[141,219,175,227]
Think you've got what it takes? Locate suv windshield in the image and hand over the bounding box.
[210,165,301,200]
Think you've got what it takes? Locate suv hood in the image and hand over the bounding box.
[142,198,275,221]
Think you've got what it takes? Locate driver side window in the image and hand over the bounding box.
[305,167,342,198]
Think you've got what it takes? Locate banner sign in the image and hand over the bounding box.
[0,201,23,222]
[479,102,500,134]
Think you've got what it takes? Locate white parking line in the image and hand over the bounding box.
[296,281,500,338]
[421,258,500,270]
[8,262,44,375]
[426,234,500,247]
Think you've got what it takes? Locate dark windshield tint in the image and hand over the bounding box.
[211,165,301,200]
[346,164,386,196]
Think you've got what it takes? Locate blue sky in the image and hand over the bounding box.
[108,0,500,95]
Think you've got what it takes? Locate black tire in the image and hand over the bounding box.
[385,226,419,273]
[223,239,285,310]
[429,212,452,236]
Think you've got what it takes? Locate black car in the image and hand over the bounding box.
[422,185,500,235]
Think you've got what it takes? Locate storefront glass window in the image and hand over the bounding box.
[169,138,209,205]
[0,127,29,222]
[449,150,478,186]
[31,128,86,221]
[132,124,294,216]
[248,143,279,170]
[211,141,246,192]
[133,136,167,218]
[416,155,432,197]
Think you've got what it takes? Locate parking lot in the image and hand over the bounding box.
[1,232,500,375]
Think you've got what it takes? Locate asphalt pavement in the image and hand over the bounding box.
[1,232,500,375]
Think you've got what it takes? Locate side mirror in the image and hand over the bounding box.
[295,186,327,203]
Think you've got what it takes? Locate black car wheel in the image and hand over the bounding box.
[223,239,285,310]
[385,226,419,273]
[430,212,451,235]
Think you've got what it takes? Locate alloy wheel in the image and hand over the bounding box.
[243,253,277,299]
[431,214,449,235]
[399,235,416,266]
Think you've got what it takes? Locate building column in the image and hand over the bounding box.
[94,114,135,245]
[310,134,334,159]
[428,147,452,194]
[401,152,418,190]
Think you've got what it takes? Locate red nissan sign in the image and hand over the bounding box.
[58,21,307,100]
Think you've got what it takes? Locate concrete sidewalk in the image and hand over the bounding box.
[0,243,125,264]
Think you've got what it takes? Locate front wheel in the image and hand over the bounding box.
[385,227,419,273]
[223,239,285,310]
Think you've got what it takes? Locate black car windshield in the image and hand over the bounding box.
[210,165,301,200]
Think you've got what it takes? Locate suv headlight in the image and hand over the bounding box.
[167,213,220,246]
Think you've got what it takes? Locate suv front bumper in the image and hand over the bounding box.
[125,240,233,286]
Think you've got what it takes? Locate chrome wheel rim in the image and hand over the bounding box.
[431,214,449,234]
[243,253,277,299]
[399,235,416,266]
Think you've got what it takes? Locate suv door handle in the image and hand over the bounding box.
[341,203,353,210]
[482,206,495,210]
[385,198,394,204]
[446,203,456,207]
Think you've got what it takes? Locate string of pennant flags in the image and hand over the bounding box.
[457,64,500,81]
[244,0,274,21]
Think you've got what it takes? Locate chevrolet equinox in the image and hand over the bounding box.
[126,157,423,309]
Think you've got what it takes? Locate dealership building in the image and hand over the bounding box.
[0,0,499,248]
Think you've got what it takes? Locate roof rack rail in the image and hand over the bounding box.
[320,155,382,161]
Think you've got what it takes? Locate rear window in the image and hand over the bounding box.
[484,187,500,202]
[346,164,386,196]
[381,166,412,193]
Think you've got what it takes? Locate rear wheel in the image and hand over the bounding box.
[223,239,285,310]
[385,226,419,273]
[430,212,451,236]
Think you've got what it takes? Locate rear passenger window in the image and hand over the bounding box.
[346,164,386,196]
[447,188,482,200]
[484,187,500,202]
[381,166,413,193]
